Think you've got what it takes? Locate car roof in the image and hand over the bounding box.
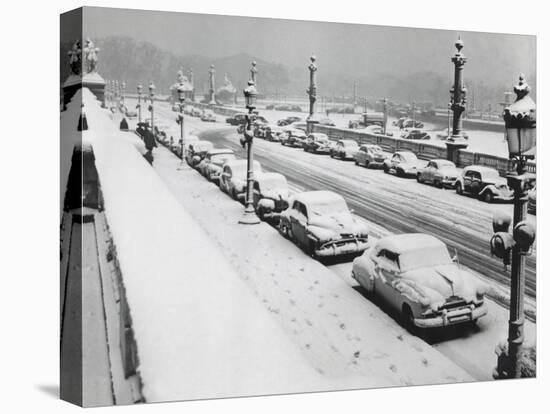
[395,151,417,158]
[293,190,345,206]
[463,165,499,174]
[376,233,444,254]
[256,172,288,187]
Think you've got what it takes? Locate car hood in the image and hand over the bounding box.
[308,212,368,241]
[401,264,486,309]
[439,166,459,176]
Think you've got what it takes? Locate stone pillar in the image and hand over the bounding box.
[208,64,216,105]
[446,37,468,163]
[306,55,319,133]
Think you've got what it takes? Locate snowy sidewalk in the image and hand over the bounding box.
[150,142,474,389]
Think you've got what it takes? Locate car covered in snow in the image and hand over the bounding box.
[265,125,286,142]
[225,113,247,126]
[416,159,459,188]
[354,144,387,168]
[200,112,216,122]
[185,140,214,167]
[454,165,513,203]
[330,139,360,160]
[197,149,236,182]
[289,121,308,132]
[383,151,423,177]
[319,118,336,127]
[351,233,488,331]
[174,135,200,158]
[435,127,469,140]
[281,128,307,147]
[303,133,333,154]
[252,172,290,222]
[219,159,263,200]
[400,128,430,140]
[278,191,369,259]
[277,116,302,126]
[190,107,203,117]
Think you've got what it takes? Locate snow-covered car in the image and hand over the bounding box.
[190,107,203,117]
[265,125,286,142]
[351,233,488,331]
[454,165,513,203]
[253,123,268,138]
[330,139,359,160]
[175,135,200,158]
[364,125,384,135]
[125,110,138,118]
[277,116,302,126]
[400,128,430,140]
[527,184,536,215]
[185,140,214,168]
[226,114,247,126]
[394,118,424,129]
[354,144,387,168]
[281,128,307,147]
[252,172,290,222]
[303,133,333,154]
[278,191,369,259]
[219,159,263,200]
[383,151,423,177]
[197,149,236,182]
[200,112,216,122]
[416,159,459,188]
[319,118,336,127]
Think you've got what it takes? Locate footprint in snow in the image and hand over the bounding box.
[389,364,398,373]
[305,344,311,350]
[421,358,429,367]
[289,299,295,306]
[354,351,360,358]
[397,334,403,341]
[305,319,313,326]
[339,323,346,330]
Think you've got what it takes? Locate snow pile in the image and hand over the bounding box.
[79,89,340,402]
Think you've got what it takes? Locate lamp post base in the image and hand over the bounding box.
[239,206,260,225]
[445,137,468,164]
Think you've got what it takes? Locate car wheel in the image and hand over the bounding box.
[455,182,463,195]
[231,188,238,200]
[364,160,370,169]
[416,173,423,183]
[435,179,443,188]
[481,191,494,203]
[354,159,359,165]
[396,168,405,178]
[401,304,417,335]
[383,164,390,174]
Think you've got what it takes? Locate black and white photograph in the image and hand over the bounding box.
[57,5,540,408]
[4,1,547,412]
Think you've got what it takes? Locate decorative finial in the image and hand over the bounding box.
[248,80,255,87]
[310,55,316,63]
[514,73,530,100]
[455,36,464,53]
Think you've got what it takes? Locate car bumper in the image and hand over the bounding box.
[315,238,369,257]
[440,177,458,187]
[315,147,332,154]
[414,304,488,328]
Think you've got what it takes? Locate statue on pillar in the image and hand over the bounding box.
[83,38,100,74]
[251,61,258,86]
[67,40,82,75]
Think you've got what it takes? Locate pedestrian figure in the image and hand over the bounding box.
[143,127,157,165]
[119,117,129,131]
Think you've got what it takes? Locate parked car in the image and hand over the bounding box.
[401,128,430,140]
[454,165,513,203]
[190,107,202,117]
[226,113,248,126]
[330,139,359,160]
[354,144,387,168]
[197,149,236,182]
[265,125,286,142]
[416,159,459,188]
[171,104,180,112]
[351,233,488,332]
[279,191,369,258]
[277,116,302,126]
[527,185,536,215]
[125,110,138,119]
[319,118,336,127]
[252,173,290,222]
[281,128,307,147]
[200,112,216,122]
[383,151,423,177]
[185,140,214,167]
[303,133,333,154]
[219,159,263,200]
[393,117,424,129]
[254,123,269,138]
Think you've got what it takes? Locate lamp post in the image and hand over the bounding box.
[137,84,143,124]
[148,81,155,136]
[306,55,319,134]
[208,64,216,105]
[492,74,536,380]
[238,79,260,225]
[382,98,388,135]
[177,84,186,162]
[445,37,469,163]
[121,81,126,107]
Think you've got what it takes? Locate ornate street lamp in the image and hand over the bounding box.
[121,81,126,106]
[492,74,536,380]
[306,55,319,133]
[446,37,469,162]
[238,78,260,225]
[177,83,187,162]
[148,81,156,135]
[136,83,143,124]
[208,64,216,105]
[382,97,388,135]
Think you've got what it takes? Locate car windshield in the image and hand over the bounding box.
[438,161,455,169]
[194,142,213,152]
[309,198,349,216]
[398,245,452,272]
[401,153,417,162]
[368,146,383,154]
[342,141,358,148]
[211,153,235,164]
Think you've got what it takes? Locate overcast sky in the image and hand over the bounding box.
[81,6,536,84]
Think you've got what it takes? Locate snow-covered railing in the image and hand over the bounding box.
[313,124,536,175]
